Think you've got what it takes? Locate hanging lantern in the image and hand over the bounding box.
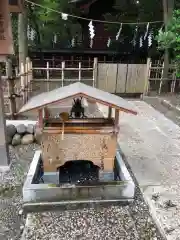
[9,0,23,13]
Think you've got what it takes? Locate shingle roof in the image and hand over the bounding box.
[19,82,137,115]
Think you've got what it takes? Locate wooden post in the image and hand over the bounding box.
[6,58,16,119]
[159,62,165,95]
[29,60,33,94]
[88,57,91,68]
[18,9,28,71]
[143,58,151,97]
[20,62,25,104]
[93,57,98,87]
[78,62,81,82]
[108,107,112,118]
[0,72,10,168]
[61,61,65,87]
[115,109,119,126]
[38,109,43,129]
[171,69,176,93]
[25,61,28,102]
[26,57,30,100]
[46,62,50,91]
[44,107,49,119]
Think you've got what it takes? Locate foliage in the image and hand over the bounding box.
[156,9,180,75]
[27,0,82,49]
[12,0,165,51]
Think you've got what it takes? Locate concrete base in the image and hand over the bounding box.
[0,165,10,172]
[23,148,135,211]
[99,171,114,181]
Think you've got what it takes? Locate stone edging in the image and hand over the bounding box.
[143,194,167,240]
[160,99,180,113]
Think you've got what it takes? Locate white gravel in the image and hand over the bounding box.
[0,144,40,240]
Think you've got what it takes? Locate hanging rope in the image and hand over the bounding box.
[25,0,163,25]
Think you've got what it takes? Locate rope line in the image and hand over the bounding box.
[25,0,163,25]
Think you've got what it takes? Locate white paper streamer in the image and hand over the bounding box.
[139,36,143,47]
[148,32,152,47]
[27,25,31,40]
[54,34,57,43]
[116,23,122,40]
[61,13,68,20]
[107,37,111,47]
[90,39,93,48]
[30,29,36,41]
[89,21,95,39]
[132,25,138,46]
[144,22,149,40]
[71,37,75,47]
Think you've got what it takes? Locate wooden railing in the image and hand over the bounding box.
[2,57,98,117]
[31,57,98,94]
[2,57,33,118]
[145,59,178,95]
[3,56,180,118]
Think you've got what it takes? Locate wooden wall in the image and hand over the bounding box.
[41,133,117,172]
[97,63,147,94]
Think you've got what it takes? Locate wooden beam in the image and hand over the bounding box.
[42,129,113,134]
[9,0,23,13]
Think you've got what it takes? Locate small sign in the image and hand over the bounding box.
[0,0,14,59]
[9,0,23,13]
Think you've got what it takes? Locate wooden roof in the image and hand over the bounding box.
[19,82,137,115]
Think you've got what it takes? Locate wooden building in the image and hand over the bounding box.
[19,82,137,181]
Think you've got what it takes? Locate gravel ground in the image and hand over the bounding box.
[0,143,164,240]
[0,99,174,240]
[0,146,164,240]
[0,144,40,240]
[22,185,164,240]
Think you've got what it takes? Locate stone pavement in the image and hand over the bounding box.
[98,100,180,240]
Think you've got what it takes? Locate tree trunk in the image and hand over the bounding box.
[18,7,28,71]
[162,0,174,86]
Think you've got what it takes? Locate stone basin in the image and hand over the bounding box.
[23,146,135,212]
